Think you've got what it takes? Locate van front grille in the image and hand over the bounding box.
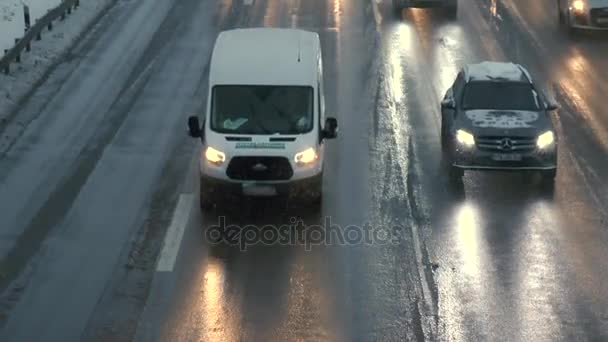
[226,156,293,181]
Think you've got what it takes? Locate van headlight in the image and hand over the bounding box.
[456,130,475,147]
[572,0,585,12]
[205,146,226,165]
[536,131,555,149]
[294,147,318,166]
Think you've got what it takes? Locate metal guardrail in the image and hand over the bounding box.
[0,0,81,75]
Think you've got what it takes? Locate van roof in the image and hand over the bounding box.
[209,28,320,86]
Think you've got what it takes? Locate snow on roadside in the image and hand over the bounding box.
[0,1,24,54]
[0,0,114,125]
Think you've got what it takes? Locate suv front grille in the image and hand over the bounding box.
[226,156,293,181]
[476,136,536,153]
[590,8,608,27]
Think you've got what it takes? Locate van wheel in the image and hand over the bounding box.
[309,177,323,207]
[199,179,214,212]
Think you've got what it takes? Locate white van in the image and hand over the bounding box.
[187,28,338,211]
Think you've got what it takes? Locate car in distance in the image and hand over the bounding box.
[393,0,458,19]
[187,28,338,211]
[558,0,608,33]
[440,62,559,188]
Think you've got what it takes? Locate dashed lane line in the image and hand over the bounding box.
[156,193,195,272]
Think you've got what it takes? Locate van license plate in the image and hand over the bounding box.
[492,153,522,161]
[242,183,277,196]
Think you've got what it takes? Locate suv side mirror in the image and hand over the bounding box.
[188,116,203,138]
[441,98,456,109]
[545,101,559,111]
[322,117,338,139]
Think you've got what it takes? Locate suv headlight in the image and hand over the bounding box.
[205,146,226,165]
[456,130,475,147]
[537,131,555,149]
[572,0,585,12]
[294,147,318,166]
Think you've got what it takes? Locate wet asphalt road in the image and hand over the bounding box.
[0,0,607,341]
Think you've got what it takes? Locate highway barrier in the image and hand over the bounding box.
[1,0,81,75]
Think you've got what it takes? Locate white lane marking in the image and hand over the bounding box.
[244,0,254,5]
[156,194,195,272]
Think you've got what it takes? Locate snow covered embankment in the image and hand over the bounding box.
[0,0,113,125]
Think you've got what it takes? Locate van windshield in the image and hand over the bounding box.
[210,85,314,135]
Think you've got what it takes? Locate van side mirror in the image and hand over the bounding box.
[322,117,338,139]
[441,98,456,109]
[188,116,203,138]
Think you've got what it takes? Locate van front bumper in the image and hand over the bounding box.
[200,173,323,198]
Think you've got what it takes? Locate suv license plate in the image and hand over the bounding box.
[492,153,522,161]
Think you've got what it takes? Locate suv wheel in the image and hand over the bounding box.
[393,0,402,18]
[563,11,579,37]
[449,165,464,180]
[542,169,557,182]
[445,4,458,19]
[441,120,450,151]
[540,169,556,195]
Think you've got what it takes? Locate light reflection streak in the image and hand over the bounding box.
[440,202,491,340]
[333,0,341,29]
[455,203,483,278]
[387,24,413,103]
[516,201,561,342]
[218,0,234,25]
[274,258,334,341]
[432,29,463,99]
[263,0,279,27]
[333,0,341,70]
[201,260,236,342]
[490,0,498,18]
[558,51,608,148]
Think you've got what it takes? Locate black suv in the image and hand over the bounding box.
[440,62,559,186]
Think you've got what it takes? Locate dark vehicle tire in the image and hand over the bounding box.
[441,120,450,151]
[393,0,402,18]
[445,4,458,19]
[563,12,580,37]
[309,177,323,207]
[449,165,464,180]
[542,169,557,183]
[539,169,556,196]
[199,179,215,212]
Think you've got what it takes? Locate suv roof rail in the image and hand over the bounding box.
[516,64,533,83]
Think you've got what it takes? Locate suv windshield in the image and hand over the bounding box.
[210,85,314,135]
[462,81,541,111]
